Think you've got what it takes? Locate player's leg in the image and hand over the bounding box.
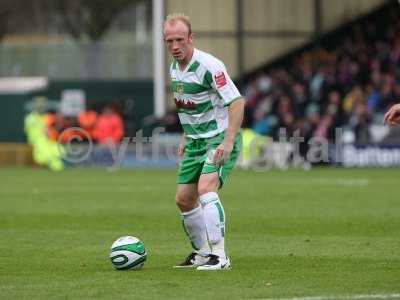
[176,183,206,252]
[174,183,211,268]
[196,172,230,270]
[196,132,242,271]
[174,136,212,268]
[175,183,198,212]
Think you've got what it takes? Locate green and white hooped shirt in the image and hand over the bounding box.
[170,48,242,139]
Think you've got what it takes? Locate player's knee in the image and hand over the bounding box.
[197,180,218,196]
[175,192,195,212]
[175,192,186,209]
[197,185,211,196]
[198,185,218,196]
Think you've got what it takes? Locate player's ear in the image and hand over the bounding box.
[188,32,194,43]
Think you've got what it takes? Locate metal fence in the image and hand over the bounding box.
[0,37,152,79]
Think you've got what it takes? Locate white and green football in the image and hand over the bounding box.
[109,236,147,270]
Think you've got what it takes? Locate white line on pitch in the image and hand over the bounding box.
[257,293,400,300]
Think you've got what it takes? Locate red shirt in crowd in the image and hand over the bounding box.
[92,110,124,144]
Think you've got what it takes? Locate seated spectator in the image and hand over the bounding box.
[78,110,98,139]
[92,105,124,145]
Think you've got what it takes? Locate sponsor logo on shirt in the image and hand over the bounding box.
[214,71,227,88]
[174,98,196,110]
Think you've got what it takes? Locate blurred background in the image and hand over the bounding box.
[1,0,400,170]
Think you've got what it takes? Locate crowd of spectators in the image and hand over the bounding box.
[46,103,124,145]
[242,9,400,145]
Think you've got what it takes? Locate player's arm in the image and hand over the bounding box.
[219,98,245,158]
[206,60,244,163]
[384,103,400,126]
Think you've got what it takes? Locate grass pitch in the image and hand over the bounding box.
[0,167,399,299]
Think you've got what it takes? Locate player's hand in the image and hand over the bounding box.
[384,103,400,126]
[214,140,234,165]
[177,142,185,158]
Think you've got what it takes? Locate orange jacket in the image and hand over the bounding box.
[92,113,124,144]
[78,110,98,139]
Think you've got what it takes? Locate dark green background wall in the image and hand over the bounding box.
[0,80,153,142]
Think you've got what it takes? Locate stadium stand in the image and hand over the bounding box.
[240,1,400,146]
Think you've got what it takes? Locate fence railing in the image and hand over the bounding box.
[0,39,152,79]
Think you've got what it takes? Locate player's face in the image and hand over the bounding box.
[164,21,193,62]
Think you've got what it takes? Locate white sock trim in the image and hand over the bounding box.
[180,205,201,216]
[199,192,219,206]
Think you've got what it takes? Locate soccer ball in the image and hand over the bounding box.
[109,236,147,270]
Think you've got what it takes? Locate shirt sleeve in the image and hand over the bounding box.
[205,59,242,106]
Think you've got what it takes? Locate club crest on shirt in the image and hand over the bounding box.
[177,83,184,95]
[214,71,227,88]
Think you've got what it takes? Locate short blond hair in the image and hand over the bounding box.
[164,13,192,35]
